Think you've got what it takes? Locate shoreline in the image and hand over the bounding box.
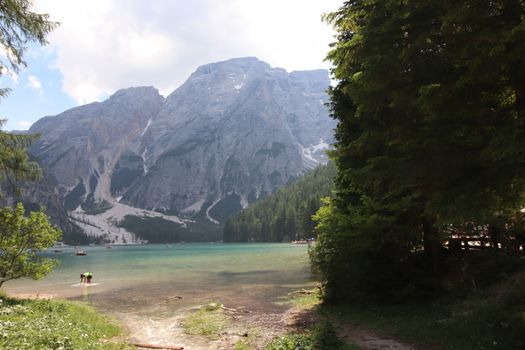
[6,288,318,350]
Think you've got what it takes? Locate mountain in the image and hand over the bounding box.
[27,57,335,243]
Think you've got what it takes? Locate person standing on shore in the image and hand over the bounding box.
[85,272,92,284]
[80,272,93,284]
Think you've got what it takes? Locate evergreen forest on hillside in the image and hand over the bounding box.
[223,163,336,242]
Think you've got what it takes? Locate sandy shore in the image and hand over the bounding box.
[7,293,56,300]
[121,302,309,350]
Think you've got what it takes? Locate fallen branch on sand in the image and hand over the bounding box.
[132,342,184,350]
[220,305,237,312]
[221,305,251,313]
[287,288,317,295]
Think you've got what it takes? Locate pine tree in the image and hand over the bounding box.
[313,0,525,301]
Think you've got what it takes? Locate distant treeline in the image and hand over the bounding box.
[119,215,222,243]
[223,163,336,242]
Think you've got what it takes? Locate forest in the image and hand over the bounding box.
[310,0,525,304]
[223,162,336,242]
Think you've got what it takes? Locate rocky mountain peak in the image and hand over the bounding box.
[192,57,269,76]
[109,86,163,100]
[27,57,335,243]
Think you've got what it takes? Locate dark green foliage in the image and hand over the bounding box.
[61,223,101,245]
[119,215,182,243]
[0,203,61,287]
[265,321,349,350]
[63,180,86,211]
[208,193,242,223]
[0,122,41,195]
[119,215,222,243]
[311,198,436,302]
[445,251,524,295]
[223,163,336,242]
[0,295,131,349]
[312,0,525,302]
[324,273,525,350]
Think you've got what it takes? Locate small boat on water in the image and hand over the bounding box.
[291,240,309,244]
[76,250,87,256]
[53,249,62,253]
[291,238,315,245]
[106,246,113,249]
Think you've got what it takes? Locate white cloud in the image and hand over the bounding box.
[34,0,341,104]
[27,75,42,92]
[17,120,32,129]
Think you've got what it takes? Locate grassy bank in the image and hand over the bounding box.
[182,303,230,339]
[322,272,525,350]
[261,292,357,350]
[259,270,525,350]
[264,321,358,350]
[0,294,131,349]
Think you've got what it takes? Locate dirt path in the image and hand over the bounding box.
[119,299,428,350]
[119,302,290,350]
[337,323,418,350]
[9,292,427,350]
[282,305,421,350]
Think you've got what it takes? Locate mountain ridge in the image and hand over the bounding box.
[24,57,335,243]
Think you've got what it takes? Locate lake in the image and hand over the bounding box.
[5,243,315,316]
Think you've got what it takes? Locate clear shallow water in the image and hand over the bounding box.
[5,243,314,315]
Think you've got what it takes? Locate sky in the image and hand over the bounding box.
[0,0,341,131]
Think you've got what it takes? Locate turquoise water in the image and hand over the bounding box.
[5,243,314,315]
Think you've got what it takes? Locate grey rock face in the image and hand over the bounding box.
[29,57,335,230]
[30,86,164,210]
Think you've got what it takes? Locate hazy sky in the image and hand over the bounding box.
[0,0,341,131]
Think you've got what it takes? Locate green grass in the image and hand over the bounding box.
[288,291,321,309]
[322,276,525,350]
[234,342,253,350]
[0,295,131,349]
[267,290,358,349]
[265,321,358,350]
[181,305,230,339]
[233,333,265,350]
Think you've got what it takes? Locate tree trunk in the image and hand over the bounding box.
[422,215,442,275]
